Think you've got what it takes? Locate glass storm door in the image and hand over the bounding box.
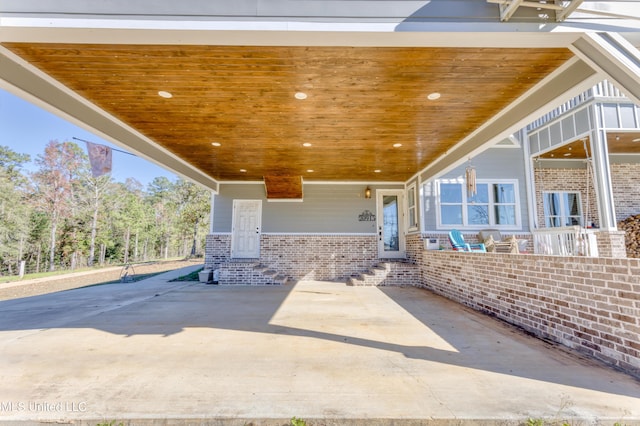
[377,190,405,258]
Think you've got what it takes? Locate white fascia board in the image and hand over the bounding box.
[571,32,640,106]
[417,56,601,182]
[0,17,592,48]
[221,180,404,186]
[0,46,220,192]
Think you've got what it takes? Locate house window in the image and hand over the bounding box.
[407,183,418,230]
[436,179,520,229]
[543,192,581,227]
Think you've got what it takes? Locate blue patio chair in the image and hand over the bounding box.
[448,229,486,252]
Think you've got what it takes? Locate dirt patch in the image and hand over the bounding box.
[0,259,202,301]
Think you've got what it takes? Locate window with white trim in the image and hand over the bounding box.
[436,179,520,229]
[543,191,582,227]
[407,183,418,231]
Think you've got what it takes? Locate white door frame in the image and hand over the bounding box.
[376,189,406,259]
[231,199,262,259]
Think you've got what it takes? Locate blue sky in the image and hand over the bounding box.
[0,89,177,187]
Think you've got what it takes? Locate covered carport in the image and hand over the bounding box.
[1,1,640,423]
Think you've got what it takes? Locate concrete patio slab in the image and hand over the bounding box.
[0,265,639,425]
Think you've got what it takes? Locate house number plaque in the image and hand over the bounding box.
[358,210,376,222]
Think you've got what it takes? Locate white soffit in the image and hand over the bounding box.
[0,45,220,192]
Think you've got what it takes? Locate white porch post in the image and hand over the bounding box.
[588,104,617,231]
[520,128,539,231]
[209,191,216,234]
[588,104,627,257]
[570,31,640,257]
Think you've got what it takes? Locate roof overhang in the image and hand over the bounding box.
[1,3,639,193]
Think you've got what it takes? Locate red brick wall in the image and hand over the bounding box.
[534,167,599,228]
[611,163,640,221]
[535,163,640,227]
[205,233,378,281]
[407,234,640,377]
[207,232,640,376]
[260,234,378,281]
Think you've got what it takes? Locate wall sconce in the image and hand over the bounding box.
[365,186,371,199]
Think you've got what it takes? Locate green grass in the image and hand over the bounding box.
[0,266,102,283]
[0,258,185,284]
[169,268,203,282]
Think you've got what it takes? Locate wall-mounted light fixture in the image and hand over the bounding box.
[365,186,371,199]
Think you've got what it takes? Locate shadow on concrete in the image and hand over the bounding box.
[0,271,638,403]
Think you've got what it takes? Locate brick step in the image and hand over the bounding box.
[347,261,419,287]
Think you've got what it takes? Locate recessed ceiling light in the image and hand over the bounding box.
[563,153,571,157]
[211,142,221,147]
[393,143,402,148]
[295,92,307,100]
[239,169,247,173]
[374,169,381,173]
[158,90,173,99]
[427,92,441,101]
[633,138,640,142]
[303,143,312,147]
[306,169,314,173]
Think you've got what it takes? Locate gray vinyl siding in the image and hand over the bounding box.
[422,147,530,232]
[213,183,403,233]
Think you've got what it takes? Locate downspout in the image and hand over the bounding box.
[209,191,216,235]
[521,128,539,231]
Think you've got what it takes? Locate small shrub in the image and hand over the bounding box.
[291,417,307,426]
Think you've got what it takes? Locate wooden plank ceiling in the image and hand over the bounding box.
[3,43,574,193]
[538,133,640,159]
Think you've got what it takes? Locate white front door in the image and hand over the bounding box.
[231,200,262,259]
[377,190,406,258]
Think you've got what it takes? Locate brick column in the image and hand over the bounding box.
[595,230,627,258]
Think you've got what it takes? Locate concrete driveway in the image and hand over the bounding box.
[0,265,639,425]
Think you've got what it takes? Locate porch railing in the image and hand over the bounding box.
[533,226,599,257]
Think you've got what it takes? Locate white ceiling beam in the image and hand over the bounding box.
[574,8,640,21]
[556,0,584,22]
[499,0,524,22]
[488,0,640,22]
[488,0,565,12]
[419,57,600,182]
[571,32,640,106]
